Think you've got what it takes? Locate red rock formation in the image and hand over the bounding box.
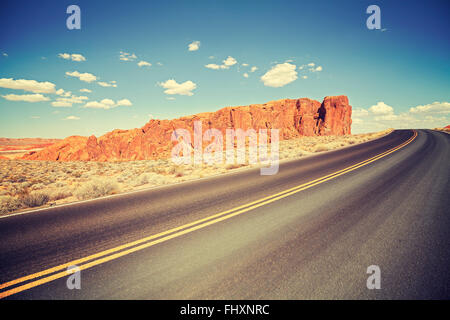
[22,95,352,161]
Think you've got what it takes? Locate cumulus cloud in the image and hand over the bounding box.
[51,101,72,107]
[298,62,323,73]
[84,98,132,110]
[205,56,237,70]
[98,81,117,88]
[369,102,394,115]
[250,66,258,73]
[80,88,92,93]
[0,78,56,93]
[223,56,237,67]
[205,64,222,70]
[409,101,450,114]
[119,51,137,61]
[352,101,449,134]
[66,71,97,83]
[260,63,298,87]
[64,116,80,120]
[188,41,200,51]
[2,93,50,102]
[138,60,151,67]
[116,99,132,106]
[159,79,197,96]
[243,73,249,78]
[58,53,86,62]
[52,95,88,107]
[353,108,370,117]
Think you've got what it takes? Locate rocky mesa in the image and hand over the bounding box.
[22,95,352,161]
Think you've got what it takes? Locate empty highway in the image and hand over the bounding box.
[0,129,449,299]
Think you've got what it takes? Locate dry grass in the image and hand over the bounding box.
[0,129,392,215]
[434,127,450,133]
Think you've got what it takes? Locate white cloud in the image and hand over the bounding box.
[55,89,73,97]
[223,56,237,67]
[159,79,197,96]
[64,116,80,120]
[205,56,237,70]
[260,63,298,87]
[409,101,450,114]
[166,97,176,101]
[242,63,249,67]
[66,71,97,83]
[80,88,92,93]
[52,95,88,107]
[369,102,394,115]
[298,62,323,73]
[353,108,369,117]
[2,93,50,102]
[205,64,222,70]
[352,101,449,134]
[58,53,86,62]
[301,75,308,79]
[138,60,151,67]
[119,51,137,61]
[52,101,72,107]
[0,78,56,93]
[84,98,132,110]
[243,73,249,78]
[250,66,258,73]
[116,99,132,106]
[98,81,117,88]
[188,41,200,51]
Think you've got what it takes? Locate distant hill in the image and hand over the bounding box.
[0,138,61,159]
[22,95,352,162]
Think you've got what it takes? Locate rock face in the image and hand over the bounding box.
[23,95,352,161]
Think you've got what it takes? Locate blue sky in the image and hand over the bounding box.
[0,0,449,138]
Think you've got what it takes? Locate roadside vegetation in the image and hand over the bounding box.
[0,129,392,215]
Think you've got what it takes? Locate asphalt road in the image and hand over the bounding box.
[0,129,449,299]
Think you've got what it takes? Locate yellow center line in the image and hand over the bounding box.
[0,130,417,299]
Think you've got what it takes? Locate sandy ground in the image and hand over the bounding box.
[0,129,392,215]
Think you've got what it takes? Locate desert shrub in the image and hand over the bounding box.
[0,196,22,214]
[225,163,245,170]
[313,144,329,152]
[49,188,73,201]
[22,192,50,208]
[74,179,120,200]
[31,183,45,191]
[131,173,152,187]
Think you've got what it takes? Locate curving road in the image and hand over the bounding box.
[0,129,449,299]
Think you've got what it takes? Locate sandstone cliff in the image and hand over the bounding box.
[22,95,352,161]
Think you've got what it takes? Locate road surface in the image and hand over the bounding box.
[0,129,449,299]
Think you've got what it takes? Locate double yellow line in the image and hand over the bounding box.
[0,131,417,299]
